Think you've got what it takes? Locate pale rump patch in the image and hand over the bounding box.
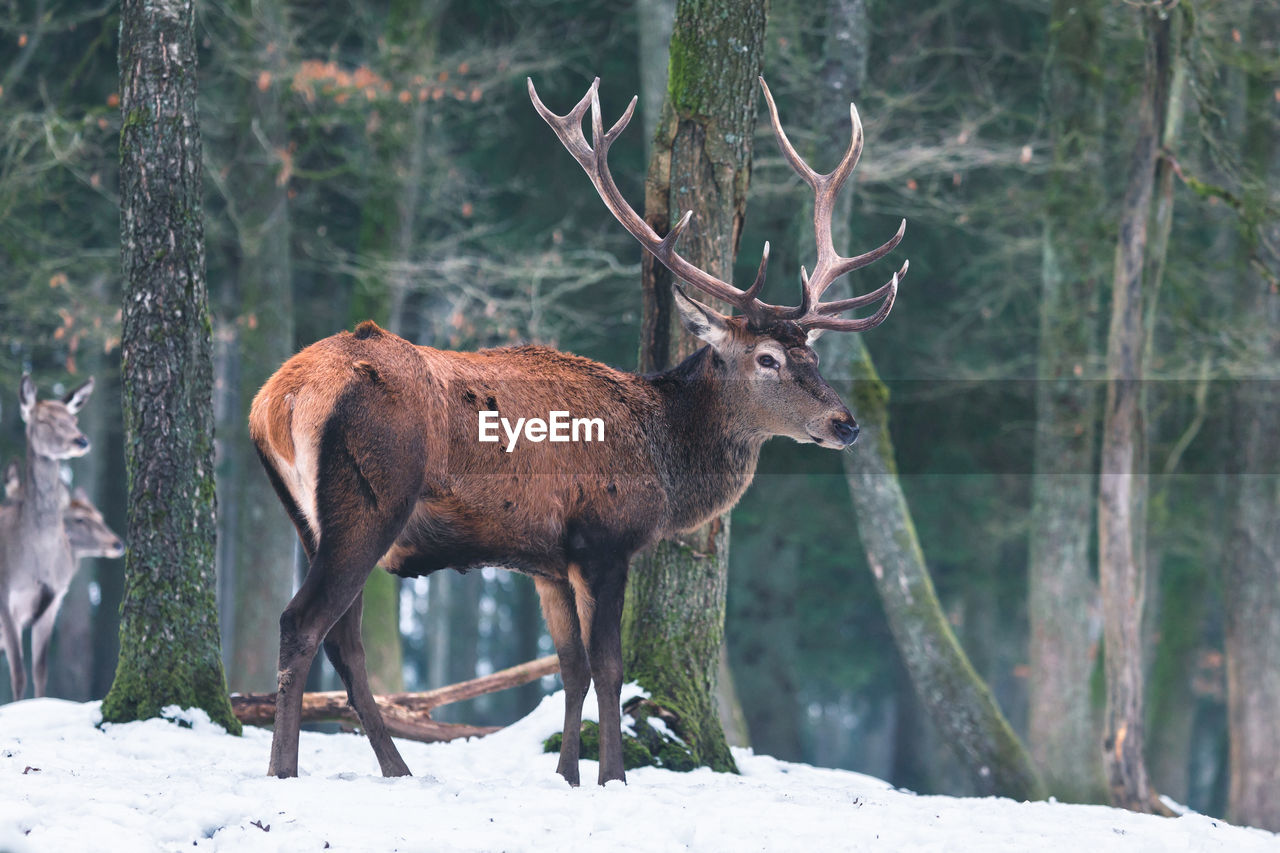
[287,423,321,543]
[535,577,578,649]
[568,562,595,649]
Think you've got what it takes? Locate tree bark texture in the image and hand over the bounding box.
[101,0,240,733]
[1027,0,1107,804]
[625,0,769,776]
[225,0,297,694]
[1096,3,1173,814]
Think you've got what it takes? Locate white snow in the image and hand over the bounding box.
[1,690,1275,853]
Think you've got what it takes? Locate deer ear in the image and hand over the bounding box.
[3,460,19,501]
[64,377,94,414]
[672,286,731,351]
[19,375,36,423]
[805,327,827,347]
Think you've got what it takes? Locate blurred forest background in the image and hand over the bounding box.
[1,0,1277,827]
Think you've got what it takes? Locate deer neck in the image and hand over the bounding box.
[648,347,765,532]
[21,452,65,531]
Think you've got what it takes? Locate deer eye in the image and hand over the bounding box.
[756,353,780,370]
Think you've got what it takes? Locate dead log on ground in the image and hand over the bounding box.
[231,654,560,743]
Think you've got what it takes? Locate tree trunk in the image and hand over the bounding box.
[224,0,297,694]
[801,0,1041,800]
[101,0,239,732]
[1225,339,1280,833]
[829,341,1045,800]
[1027,0,1107,804]
[1224,7,1280,827]
[1096,3,1175,813]
[636,0,676,149]
[624,0,768,775]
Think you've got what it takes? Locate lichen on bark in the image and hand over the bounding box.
[101,0,239,734]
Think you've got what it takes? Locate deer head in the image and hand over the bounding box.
[529,77,907,450]
[65,487,125,559]
[19,375,95,461]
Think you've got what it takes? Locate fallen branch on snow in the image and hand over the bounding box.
[230,654,560,743]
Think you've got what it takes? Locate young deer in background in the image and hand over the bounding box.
[4,463,124,560]
[1,461,124,699]
[251,77,906,785]
[0,376,95,700]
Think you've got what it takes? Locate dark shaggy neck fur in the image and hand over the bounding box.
[646,347,765,533]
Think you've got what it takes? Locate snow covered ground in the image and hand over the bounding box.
[1,687,1275,852]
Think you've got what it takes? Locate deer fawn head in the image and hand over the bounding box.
[19,375,95,461]
[530,76,907,451]
[64,487,125,559]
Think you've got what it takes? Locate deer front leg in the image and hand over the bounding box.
[578,561,628,786]
[535,576,590,786]
[0,603,26,701]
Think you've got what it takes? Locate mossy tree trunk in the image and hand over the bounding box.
[625,0,768,774]
[802,0,1041,800]
[1096,3,1176,813]
[223,0,298,694]
[827,341,1045,800]
[102,0,240,733]
[1027,0,1107,804]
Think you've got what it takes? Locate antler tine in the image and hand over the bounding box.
[745,241,770,302]
[759,76,905,333]
[527,77,597,171]
[759,76,820,190]
[803,266,903,332]
[818,260,908,315]
[530,77,773,316]
[823,218,906,283]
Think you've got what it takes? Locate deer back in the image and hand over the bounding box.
[250,322,676,578]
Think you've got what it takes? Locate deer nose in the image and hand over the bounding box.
[74,436,90,450]
[831,416,859,447]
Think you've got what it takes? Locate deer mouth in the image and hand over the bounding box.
[807,432,839,448]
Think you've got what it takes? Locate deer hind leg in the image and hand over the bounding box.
[269,515,412,778]
[269,397,424,779]
[535,575,590,786]
[0,604,25,701]
[574,559,629,786]
[322,589,410,776]
[30,588,66,698]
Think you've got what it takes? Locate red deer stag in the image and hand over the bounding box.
[250,77,906,785]
[0,376,94,700]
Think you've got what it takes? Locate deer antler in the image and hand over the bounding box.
[529,76,906,334]
[757,77,907,332]
[528,77,774,326]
